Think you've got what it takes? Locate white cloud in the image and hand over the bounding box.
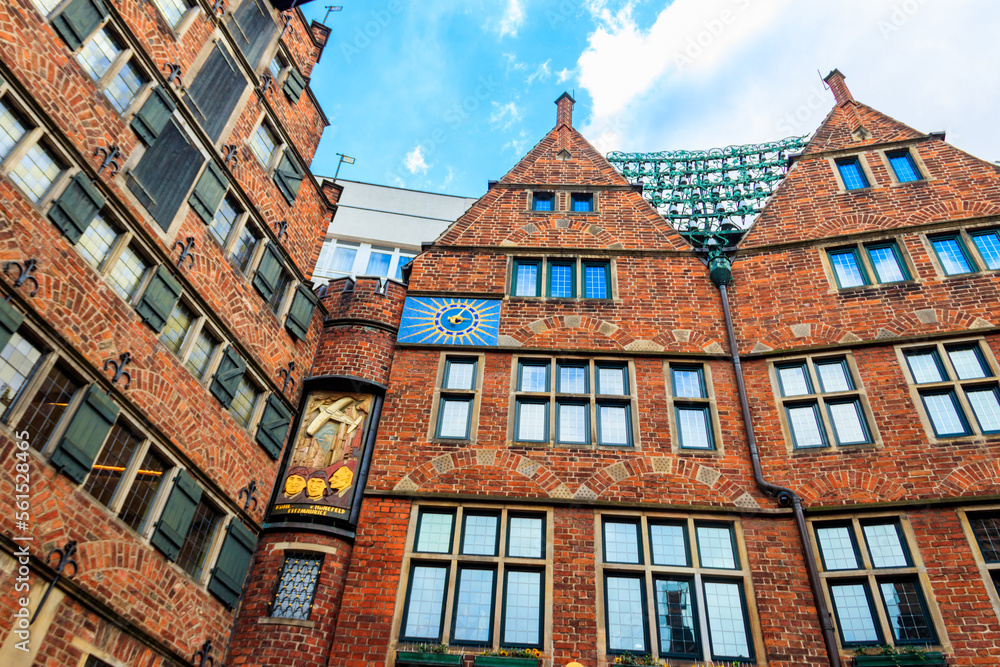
[556,67,573,84]
[502,52,528,73]
[490,101,523,130]
[526,60,552,86]
[503,130,532,156]
[404,145,430,174]
[498,0,525,39]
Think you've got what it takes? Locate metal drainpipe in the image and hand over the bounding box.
[713,262,843,667]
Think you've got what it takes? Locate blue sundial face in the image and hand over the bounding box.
[398,297,501,346]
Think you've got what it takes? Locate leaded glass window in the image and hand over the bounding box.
[774,356,872,450]
[271,554,323,620]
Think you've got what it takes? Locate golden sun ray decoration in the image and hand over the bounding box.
[397,297,501,346]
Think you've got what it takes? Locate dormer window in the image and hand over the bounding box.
[532,191,554,211]
[571,193,593,212]
[886,149,922,183]
[835,157,869,190]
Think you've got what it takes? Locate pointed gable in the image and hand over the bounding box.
[741,70,1000,249]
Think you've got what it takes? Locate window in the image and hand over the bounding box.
[434,357,478,440]
[250,121,279,168]
[508,257,614,299]
[312,239,421,283]
[127,116,206,231]
[531,191,553,211]
[268,53,286,81]
[969,228,1000,271]
[583,261,610,298]
[160,300,195,355]
[0,332,45,420]
[512,358,636,447]
[75,213,121,270]
[209,194,242,246]
[107,244,150,302]
[547,261,574,298]
[269,267,292,314]
[6,123,65,203]
[365,246,393,276]
[886,149,922,183]
[828,248,867,288]
[900,340,1000,438]
[231,222,261,275]
[813,516,938,648]
[836,157,870,190]
[75,26,148,114]
[929,233,975,276]
[28,0,61,15]
[185,327,219,380]
[399,505,547,649]
[270,553,323,620]
[598,513,757,663]
[150,0,193,28]
[827,241,910,288]
[668,364,717,451]
[772,355,874,450]
[570,192,594,212]
[229,376,261,429]
[185,44,247,141]
[964,511,1000,597]
[175,497,224,578]
[21,363,83,452]
[84,657,114,667]
[512,259,541,297]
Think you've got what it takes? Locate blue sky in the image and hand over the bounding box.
[299,0,1000,198]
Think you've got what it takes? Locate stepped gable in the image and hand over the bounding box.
[742,69,1000,249]
[436,93,689,250]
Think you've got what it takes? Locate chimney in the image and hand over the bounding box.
[310,20,332,63]
[555,92,575,128]
[823,69,855,107]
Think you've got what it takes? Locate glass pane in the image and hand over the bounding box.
[395,255,413,280]
[867,245,906,283]
[503,571,541,645]
[906,351,945,384]
[584,264,608,298]
[404,565,446,639]
[971,516,1000,562]
[703,581,751,659]
[461,514,498,556]
[549,263,572,297]
[106,59,146,113]
[75,213,119,269]
[672,367,704,398]
[0,98,28,158]
[815,525,859,570]
[947,347,988,380]
[108,245,148,301]
[365,250,392,277]
[828,401,868,445]
[508,516,543,558]
[210,195,240,245]
[268,270,291,312]
[863,522,908,568]
[185,329,217,379]
[888,152,920,183]
[968,388,1000,433]
[331,244,358,274]
[558,365,587,393]
[816,361,851,393]
[972,232,1000,270]
[416,512,453,553]
[932,237,973,275]
[82,421,143,508]
[838,160,868,189]
[778,364,811,396]
[11,142,62,202]
[445,361,475,390]
[606,576,646,652]
[76,28,121,81]
[656,579,698,656]
[453,568,495,643]
[250,123,277,165]
[599,404,629,445]
[830,251,866,287]
[571,194,592,212]
[0,333,43,416]
[268,55,283,79]
[152,0,189,25]
[830,583,880,644]
[229,378,258,428]
[649,523,687,566]
[880,580,933,642]
[557,402,587,443]
[604,521,640,563]
[175,501,222,578]
[21,365,80,450]
[532,193,552,211]
[160,301,194,355]
[514,262,539,296]
[519,363,548,392]
[597,366,626,395]
[516,401,546,441]
[787,404,825,448]
[678,407,711,449]
[271,554,322,620]
[117,447,168,532]
[438,398,470,438]
[696,525,736,569]
[231,225,260,273]
[922,392,967,436]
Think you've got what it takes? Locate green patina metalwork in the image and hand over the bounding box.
[608,135,809,248]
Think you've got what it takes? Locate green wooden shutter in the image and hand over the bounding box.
[48,174,106,244]
[282,69,306,105]
[52,0,108,51]
[284,284,318,341]
[151,469,202,562]
[252,242,283,301]
[210,345,246,408]
[208,520,258,608]
[49,386,119,484]
[135,265,182,333]
[255,394,291,459]
[130,86,176,146]
[273,152,303,205]
[188,161,228,224]
[0,299,24,352]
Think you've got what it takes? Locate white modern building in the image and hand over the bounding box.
[312,179,478,284]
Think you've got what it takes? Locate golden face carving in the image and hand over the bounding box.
[284,475,307,497]
[306,477,328,500]
[329,466,354,493]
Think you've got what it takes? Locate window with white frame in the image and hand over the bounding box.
[75,25,149,114]
[314,239,416,282]
[0,95,66,204]
[898,339,1000,439]
[597,512,759,663]
[250,120,279,168]
[399,505,549,649]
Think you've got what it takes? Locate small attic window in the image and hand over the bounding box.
[570,193,593,212]
[557,149,572,161]
[835,157,870,190]
[887,149,923,183]
[532,192,554,211]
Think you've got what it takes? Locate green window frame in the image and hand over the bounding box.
[919,389,971,437]
[603,518,642,564]
[459,511,501,557]
[885,149,922,183]
[825,398,871,446]
[555,399,589,445]
[511,259,541,297]
[596,363,628,395]
[557,362,588,394]
[775,356,872,450]
[828,247,869,288]
[531,191,554,211]
[835,156,870,190]
[400,562,450,642]
[970,228,1000,271]
[583,260,611,299]
[675,405,713,450]
[815,522,863,571]
[865,241,910,283]
[785,401,827,449]
[505,513,545,559]
[694,522,740,570]
[597,402,632,447]
[415,508,456,554]
[514,399,548,443]
[444,358,477,391]
[516,360,549,392]
[499,568,544,648]
[603,573,650,655]
[701,578,755,662]
[653,575,701,660]
[435,397,472,440]
[449,565,497,646]
[570,192,593,212]
[929,233,976,275]
[546,260,575,298]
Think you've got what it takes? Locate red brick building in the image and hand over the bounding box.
[0,0,335,665]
